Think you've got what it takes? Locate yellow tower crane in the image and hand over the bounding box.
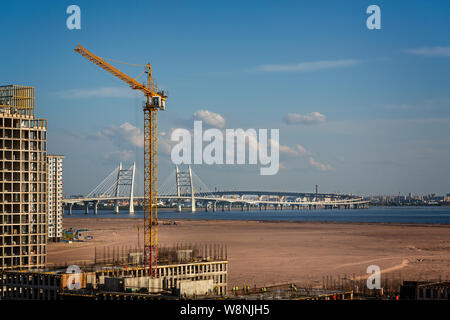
[74,44,167,277]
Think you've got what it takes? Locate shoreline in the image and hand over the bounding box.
[63,215,450,228]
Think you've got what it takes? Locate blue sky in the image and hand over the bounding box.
[1,0,450,196]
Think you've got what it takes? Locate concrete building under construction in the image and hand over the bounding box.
[0,85,48,270]
[0,244,228,300]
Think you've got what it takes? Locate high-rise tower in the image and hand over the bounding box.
[47,155,64,242]
[0,85,48,270]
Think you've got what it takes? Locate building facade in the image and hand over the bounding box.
[0,260,228,300]
[47,155,64,241]
[0,85,48,270]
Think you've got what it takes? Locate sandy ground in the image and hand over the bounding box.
[48,218,450,288]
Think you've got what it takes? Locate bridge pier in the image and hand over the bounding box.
[213,201,217,212]
[241,203,244,211]
[204,201,208,212]
[228,203,231,211]
[93,200,99,215]
[68,203,73,215]
[84,201,89,215]
[177,200,182,213]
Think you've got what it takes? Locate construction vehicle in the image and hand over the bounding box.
[74,44,167,277]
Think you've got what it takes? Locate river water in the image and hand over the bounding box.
[65,206,450,224]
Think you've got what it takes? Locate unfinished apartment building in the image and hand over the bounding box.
[1,244,228,300]
[47,155,64,242]
[0,261,228,300]
[0,85,48,270]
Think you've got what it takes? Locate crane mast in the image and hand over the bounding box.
[74,44,166,276]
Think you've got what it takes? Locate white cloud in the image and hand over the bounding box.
[277,143,313,157]
[105,150,135,162]
[405,46,450,57]
[253,59,359,72]
[283,112,326,125]
[278,144,297,155]
[295,144,313,156]
[260,137,299,156]
[98,122,179,158]
[274,140,334,172]
[159,130,177,156]
[308,157,335,172]
[193,110,226,128]
[118,122,144,148]
[99,122,144,149]
[56,87,138,99]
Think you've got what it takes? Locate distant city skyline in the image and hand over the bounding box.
[1,1,450,195]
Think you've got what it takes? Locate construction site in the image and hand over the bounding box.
[0,46,231,300]
[0,45,361,301]
[3,45,449,303]
[1,243,228,300]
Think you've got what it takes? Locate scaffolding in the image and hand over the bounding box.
[0,85,35,117]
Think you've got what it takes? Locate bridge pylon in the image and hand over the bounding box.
[129,162,136,214]
[114,162,136,214]
[114,162,122,214]
[175,165,196,213]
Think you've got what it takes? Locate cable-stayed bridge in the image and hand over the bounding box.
[63,163,369,215]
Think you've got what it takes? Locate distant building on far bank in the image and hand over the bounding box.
[47,155,64,242]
